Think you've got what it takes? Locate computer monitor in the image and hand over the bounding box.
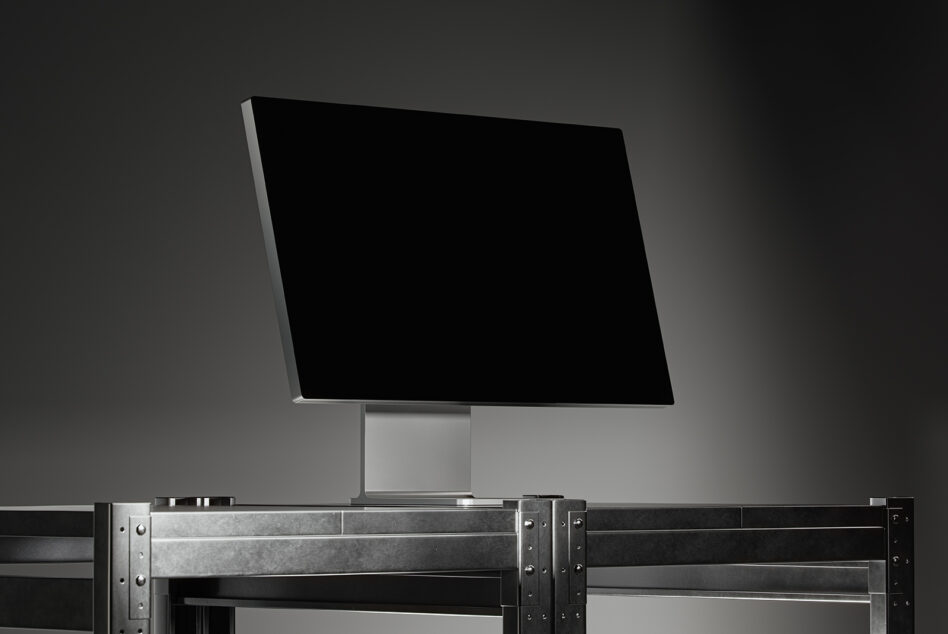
[242,96,673,503]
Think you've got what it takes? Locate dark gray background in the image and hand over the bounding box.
[1,2,945,633]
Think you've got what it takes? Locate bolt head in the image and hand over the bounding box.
[573,517,584,528]
[892,555,900,565]
[135,575,146,586]
[136,524,146,535]
[574,563,584,574]
[523,519,535,529]
[524,565,535,576]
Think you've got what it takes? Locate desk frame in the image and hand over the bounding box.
[0,496,914,633]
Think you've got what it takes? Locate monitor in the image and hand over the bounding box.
[242,96,673,502]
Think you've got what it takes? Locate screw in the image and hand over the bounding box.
[560,567,567,574]
[136,524,146,535]
[527,614,533,621]
[573,517,584,528]
[575,612,582,620]
[892,513,899,524]
[135,575,146,586]
[892,555,900,566]
[905,515,910,523]
[560,613,567,622]
[542,614,548,621]
[524,565,535,576]
[574,563,584,574]
[524,519,535,529]
[905,557,911,565]
[906,600,911,607]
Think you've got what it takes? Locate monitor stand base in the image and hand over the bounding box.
[351,404,491,506]
[350,493,504,507]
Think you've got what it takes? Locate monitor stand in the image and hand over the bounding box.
[351,404,497,506]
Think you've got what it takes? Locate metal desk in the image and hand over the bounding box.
[0,496,914,633]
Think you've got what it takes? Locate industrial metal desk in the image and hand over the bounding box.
[0,496,913,633]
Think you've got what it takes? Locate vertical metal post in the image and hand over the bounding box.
[553,500,586,634]
[94,502,153,634]
[869,497,914,634]
[503,497,587,634]
[512,498,554,633]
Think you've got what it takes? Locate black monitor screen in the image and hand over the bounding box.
[243,96,673,406]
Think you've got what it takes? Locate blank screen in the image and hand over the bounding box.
[244,97,673,405]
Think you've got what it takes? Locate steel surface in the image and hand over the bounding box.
[152,533,517,578]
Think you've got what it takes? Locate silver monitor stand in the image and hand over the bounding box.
[351,404,496,506]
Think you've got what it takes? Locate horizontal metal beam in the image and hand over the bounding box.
[587,506,741,531]
[170,573,504,615]
[587,528,885,567]
[0,535,93,563]
[150,506,515,538]
[586,504,886,531]
[591,587,869,603]
[153,533,518,577]
[0,507,94,537]
[588,563,870,603]
[0,576,93,630]
[741,506,885,528]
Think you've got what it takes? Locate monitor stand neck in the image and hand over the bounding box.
[351,403,486,506]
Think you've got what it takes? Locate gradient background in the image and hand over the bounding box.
[1,2,945,633]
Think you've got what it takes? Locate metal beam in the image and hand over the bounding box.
[0,576,93,631]
[152,533,517,578]
[588,563,871,603]
[169,573,504,616]
[0,507,94,537]
[587,527,885,567]
[0,535,93,563]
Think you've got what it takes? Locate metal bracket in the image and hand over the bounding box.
[554,500,586,634]
[513,498,553,633]
[95,502,152,634]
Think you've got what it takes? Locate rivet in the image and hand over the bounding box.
[542,613,548,621]
[906,600,911,606]
[524,565,535,576]
[136,524,146,535]
[574,563,584,574]
[892,513,900,524]
[560,612,567,622]
[527,614,533,621]
[575,612,582,620]
[892,555,900,566]
[135,575,146,586]
[524,519,535,529]
[573,517,584,528]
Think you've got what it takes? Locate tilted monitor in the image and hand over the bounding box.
[242,96,673,409]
